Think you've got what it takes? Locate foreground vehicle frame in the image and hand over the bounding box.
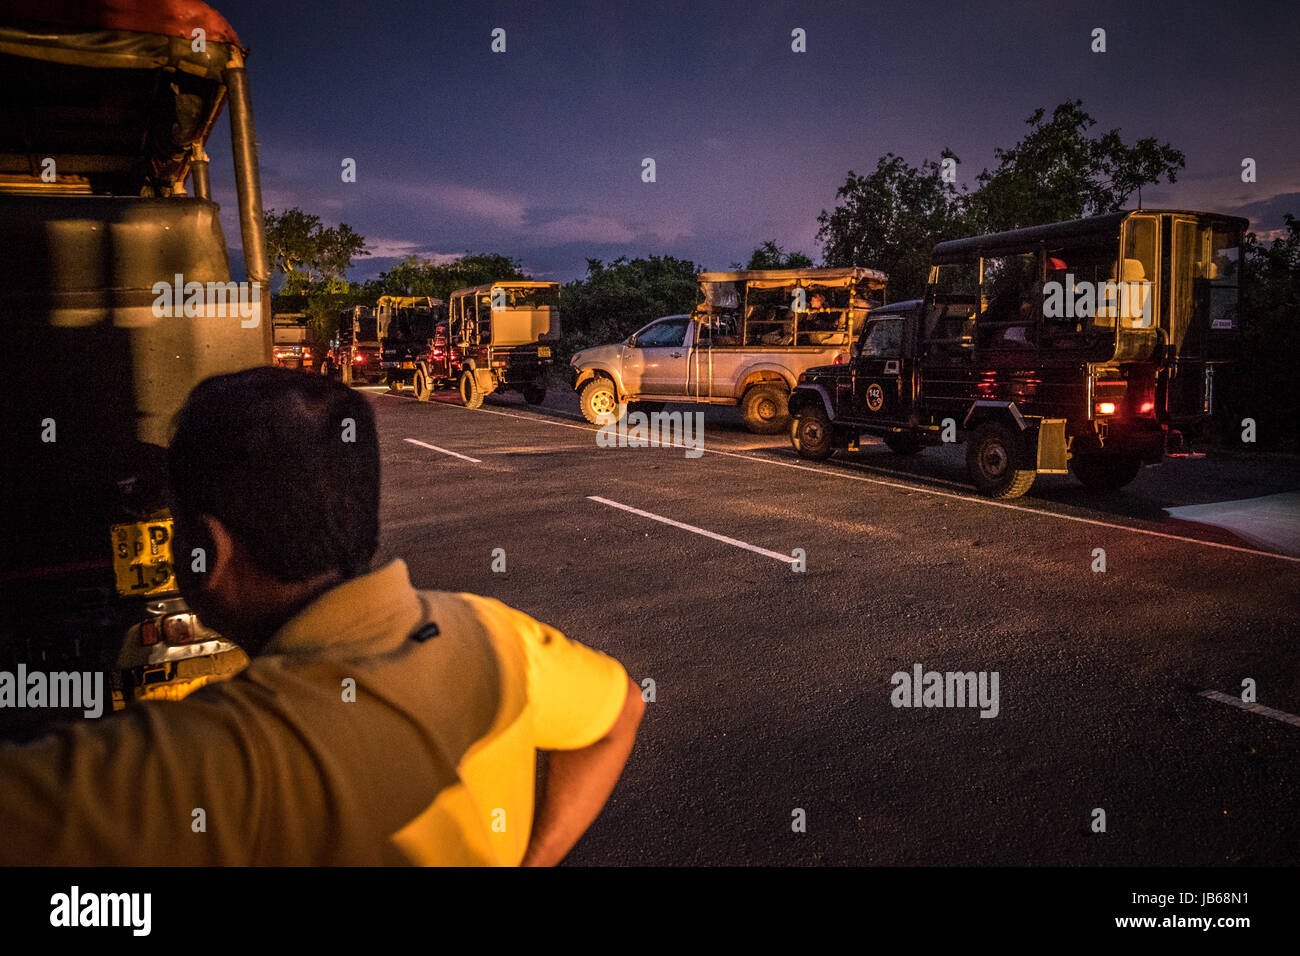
[0,0,269,733]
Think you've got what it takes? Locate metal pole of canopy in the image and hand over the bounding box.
[223,47,271,356]
[190,144,211,201]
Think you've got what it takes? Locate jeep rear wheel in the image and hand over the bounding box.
[791,410,834,460]
[742,384,789,434]
[320,360,334,378]
[459,370,485,409]
[414,368,431,402]
[1071,453,1141,491]
[580,378,620,425]
[966,422,1036,498]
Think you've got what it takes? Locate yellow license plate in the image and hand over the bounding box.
[537,346,552,358]
[111,518,178,597]
[401,361,415,369]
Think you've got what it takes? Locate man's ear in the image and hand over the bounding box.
[201,515,238,592]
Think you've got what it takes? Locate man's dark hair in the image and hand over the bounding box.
[168,367,379,581]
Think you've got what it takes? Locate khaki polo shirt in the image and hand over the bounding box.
[0,560,630,865]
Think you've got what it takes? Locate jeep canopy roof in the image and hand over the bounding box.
[448,281,560,298]
[377,295,444,309]
[930,209,1249,264]
[0,0,245,195]
[698,267,888,290]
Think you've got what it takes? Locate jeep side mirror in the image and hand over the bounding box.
[627,334,637,347]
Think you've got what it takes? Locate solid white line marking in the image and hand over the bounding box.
[403,438,481,463]
[420,403,1300,565]
[1198,689,1300,728]
[588,495,796,564]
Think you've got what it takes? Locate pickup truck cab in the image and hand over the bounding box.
[571,267,887,432]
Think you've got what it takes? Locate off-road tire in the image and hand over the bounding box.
[742,384,789,434]
[459,370,485,409]
[791,409,834,460]
[341,361,353,387]
[966,422,1036,498]
[414,369,431,403]
[1071,453,1141,491]
[580,378,620,425]
[320,360,334,378]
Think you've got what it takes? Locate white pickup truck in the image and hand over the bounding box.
[570,267,887,432]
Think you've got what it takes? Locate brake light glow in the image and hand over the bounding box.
[1139,401,1155,415]
[140,612,200,647]
[353,354,365,363]
[1095,402,1117,416]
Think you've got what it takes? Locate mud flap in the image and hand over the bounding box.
[1034,418,1069,474]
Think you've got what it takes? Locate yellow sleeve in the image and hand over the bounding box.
[465,596,630,751]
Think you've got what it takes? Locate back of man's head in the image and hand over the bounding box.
[168,367,379,583]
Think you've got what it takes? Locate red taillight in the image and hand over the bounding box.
[141,612,199,647]
[833,353,846,365]
[353,354,365,363]
[1095,402,1117,416]
[163,614,197,644]
[1139,400,1155,415]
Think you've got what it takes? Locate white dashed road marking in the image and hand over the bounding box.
[588,495,797,564]
[428,402,1300,565]
[403,438,481,463]
[1198,689,1300,729]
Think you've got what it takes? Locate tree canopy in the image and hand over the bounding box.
[264,207,370,291]
[817,100,1186,298]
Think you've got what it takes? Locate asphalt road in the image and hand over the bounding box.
[363,384,1300,866]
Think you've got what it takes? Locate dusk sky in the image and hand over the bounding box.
[207,0,1300,283]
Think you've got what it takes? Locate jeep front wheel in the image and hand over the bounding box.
[742,384,789,434]
[966,422,1036,498]
[791,410,834,460]
[579,378,620,425]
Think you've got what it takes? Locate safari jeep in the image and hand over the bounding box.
[789,210,1247,498]
[442,281,561,407]
[0,0,268,735]
[571,267,887,432]
[376,295,447,392]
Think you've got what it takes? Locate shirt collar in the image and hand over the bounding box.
[262,559,423,657]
